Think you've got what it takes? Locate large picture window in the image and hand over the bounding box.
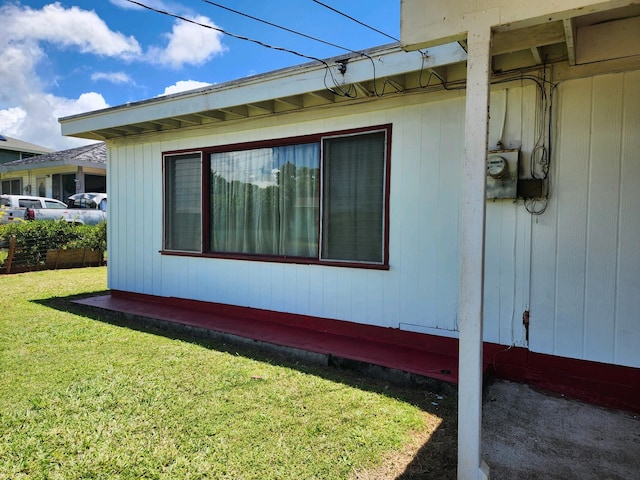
[163,125,390,267]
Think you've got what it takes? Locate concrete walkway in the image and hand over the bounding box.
[482,380,640,480]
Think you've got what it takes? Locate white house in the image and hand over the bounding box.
[61,0,639,477]
[0,142,106,202]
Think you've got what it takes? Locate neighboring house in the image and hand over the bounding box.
[60,1,639,475]
[0,135,53,194]
[0,142,106,203]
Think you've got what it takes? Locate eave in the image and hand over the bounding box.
[59,43,467,141]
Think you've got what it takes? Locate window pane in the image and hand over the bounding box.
[45,200,66,209]
[165,153,202,251]
[210,143,319,256]
[322,131,386,263]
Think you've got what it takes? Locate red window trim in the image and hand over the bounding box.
[162,124,392,269]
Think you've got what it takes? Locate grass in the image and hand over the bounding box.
[0,267,457,479]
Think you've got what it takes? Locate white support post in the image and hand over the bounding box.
[458,22,492,480]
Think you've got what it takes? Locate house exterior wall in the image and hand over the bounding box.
[106,70,639,369]
[108,90,474,333]
[0,166,105,198]
[530,70,640,368]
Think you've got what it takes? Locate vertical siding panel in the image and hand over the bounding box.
[615,70,640,366]
[397,104,424,326]
[269,263,285,313]
[498,206,518,345]
[308,266,324,318]
[365,272,386,326]
[334,267,352,322]
[151,143,163,296]
[513,208,531,347]
[350,270,368,324]
[553,78,591,359]
[320,267,338,320]
[583,74,623,363]
[132,144,145,292]
[435,99,463,330]
[483,205,503,343]
[106,145,116,290]
[420,103,442,325]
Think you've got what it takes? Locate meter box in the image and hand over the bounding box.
[486,149,518,199]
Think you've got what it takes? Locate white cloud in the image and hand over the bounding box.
[0,3,226,150]
[91,72,134,84]
[3,3,142,58]
[110,0,174,10]
[148,15,226,68]
[0,3,141,150]
[159,80,213,96]
[0,92,109,151]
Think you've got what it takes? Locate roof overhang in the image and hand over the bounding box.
[0,159,104,174]
[402,1,640,77]
[59,43,467,141]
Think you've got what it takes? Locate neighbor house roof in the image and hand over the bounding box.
[0,142,106,173]
[0,135,53,155]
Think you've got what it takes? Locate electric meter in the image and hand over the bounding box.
[487,156,508,179]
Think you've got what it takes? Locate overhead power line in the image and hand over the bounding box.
[124,0,356,97]
[125,0,327,66]
[312,0,400,43]
[201,0,365,57]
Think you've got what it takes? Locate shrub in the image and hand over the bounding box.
[0,220,107,266]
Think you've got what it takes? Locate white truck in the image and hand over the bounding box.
[0,194,67,224]
[25,193,107,225]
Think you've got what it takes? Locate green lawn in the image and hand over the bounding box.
[0,267,453,479]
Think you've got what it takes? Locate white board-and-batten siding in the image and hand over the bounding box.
[106,70,640,369]
[530,70,640,368]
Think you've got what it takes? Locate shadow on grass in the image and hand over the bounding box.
[34,293,458,480]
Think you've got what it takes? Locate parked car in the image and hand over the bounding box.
[0,194,67,224]
[25,193,107,225]
[66,192,107,211]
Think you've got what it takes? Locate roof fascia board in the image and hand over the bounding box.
[401,0,634,50]
[60,43,466,137]
[0,159,101,173]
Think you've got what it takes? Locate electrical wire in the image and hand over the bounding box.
[124,0,354,97]
[201,0,364,57]
[311,0,400,43]
[202,0,405,99]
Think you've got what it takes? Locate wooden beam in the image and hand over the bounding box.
[428,66,448,83]
[492,21,565,55]
[196,111,225,122]
[218,106,248,119]
[459,20,491,480]
[175,114,202,126]
[247,100,275,114]
[306,89,336,103]
[563,18,577,66]
[576,16,640,64]
[351,82,372,97]
[274,95,303,109]
[530,46,543,65]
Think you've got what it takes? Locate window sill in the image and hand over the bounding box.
[159,250,390,271]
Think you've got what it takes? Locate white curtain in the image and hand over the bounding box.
[210,143,319,257]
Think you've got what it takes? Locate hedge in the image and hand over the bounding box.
[0,220,107,267]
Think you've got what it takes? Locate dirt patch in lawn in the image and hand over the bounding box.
[351,388,458,480]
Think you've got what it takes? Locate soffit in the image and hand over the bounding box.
[60,43,467,141]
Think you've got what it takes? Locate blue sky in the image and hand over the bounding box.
[0,1,400,150]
